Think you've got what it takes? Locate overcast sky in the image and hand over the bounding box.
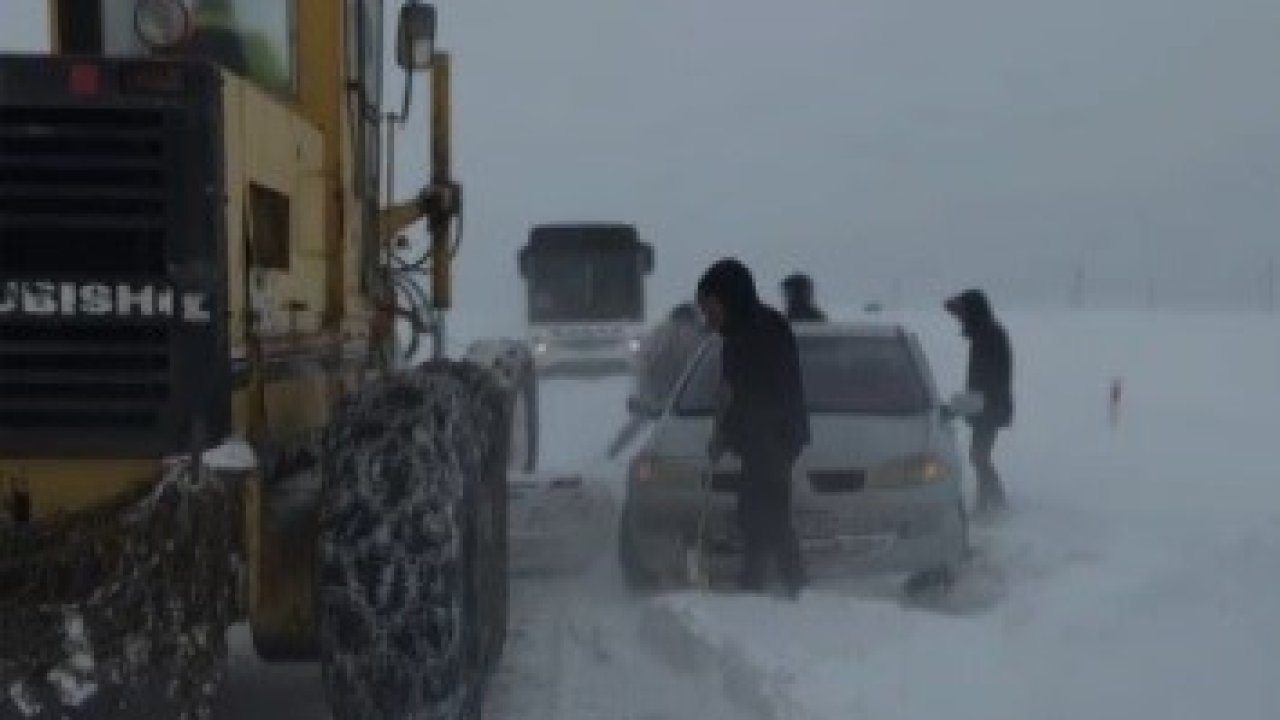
[4,0,1279,316]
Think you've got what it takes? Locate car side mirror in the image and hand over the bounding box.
[396,2,437,72]
[943,390,985,420]
[627,394,664,419]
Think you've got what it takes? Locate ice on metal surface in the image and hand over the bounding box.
[200,438,260,473]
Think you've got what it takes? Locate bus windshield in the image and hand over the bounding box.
[527,248,644,323]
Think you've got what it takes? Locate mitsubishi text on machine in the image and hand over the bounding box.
[0,281,213,323]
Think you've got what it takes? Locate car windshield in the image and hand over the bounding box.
[675,333,931,415]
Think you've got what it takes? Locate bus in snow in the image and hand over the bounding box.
[518,223,654,373]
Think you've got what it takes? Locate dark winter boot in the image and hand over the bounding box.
[975,471,1008,519]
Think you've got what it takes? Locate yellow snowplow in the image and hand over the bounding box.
[0,2,536,718]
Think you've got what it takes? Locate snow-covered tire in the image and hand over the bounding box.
[465,339,538,473]
[902,500,970,601]
[509,372,538,473]
[474,426,509,675]
[317,360,510,720]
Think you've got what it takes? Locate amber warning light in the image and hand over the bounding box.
[68,63,101,96]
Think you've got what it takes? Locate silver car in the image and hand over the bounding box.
[618,322,970,588]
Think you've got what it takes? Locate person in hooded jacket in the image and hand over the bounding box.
[697,259,810,596]
[781,273,827,322]
[945,289,1014,516]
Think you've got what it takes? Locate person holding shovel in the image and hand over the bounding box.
[697,259,810,598]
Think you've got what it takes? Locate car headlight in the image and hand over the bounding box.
[869,453,949,487]
[134,0,191,51]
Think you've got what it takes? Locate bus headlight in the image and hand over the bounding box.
[134,0,191,51]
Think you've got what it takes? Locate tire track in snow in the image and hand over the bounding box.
[486,535,768,720]
[482,575,570,720]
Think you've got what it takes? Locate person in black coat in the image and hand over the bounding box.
[697,259,810,596]
[781,273,827,322]
[945,289,1014,515]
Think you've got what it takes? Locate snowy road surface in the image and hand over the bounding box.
[215,310,1280,720]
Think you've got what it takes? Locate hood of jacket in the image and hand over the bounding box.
[697,258,761,335]
[945,288,995,336]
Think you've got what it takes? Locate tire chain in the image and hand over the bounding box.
[318,359,508,720]
[0,462,242,720]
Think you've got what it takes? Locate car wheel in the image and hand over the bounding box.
[903,565,957,597]
[902,500,969,600]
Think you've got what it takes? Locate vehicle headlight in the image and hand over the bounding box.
[134,0,191,51]
[869,453,949,487]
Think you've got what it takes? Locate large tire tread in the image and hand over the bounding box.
[317,361,509,720]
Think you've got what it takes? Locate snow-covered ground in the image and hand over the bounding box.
[216,309,1280,720]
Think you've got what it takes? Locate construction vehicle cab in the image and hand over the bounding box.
[1,2,532,718]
